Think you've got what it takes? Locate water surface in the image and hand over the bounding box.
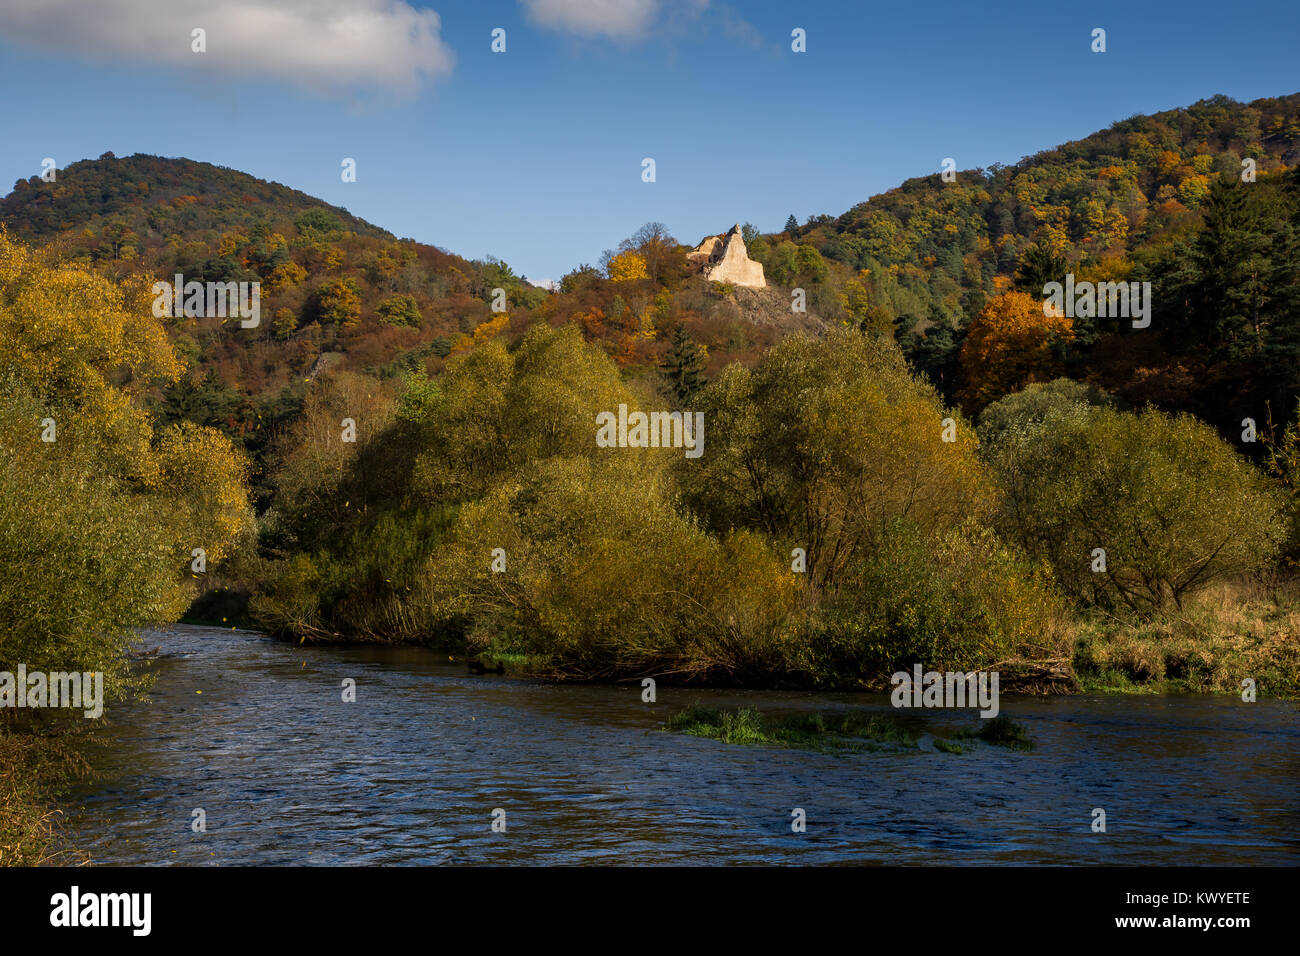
[70,625,1300,865]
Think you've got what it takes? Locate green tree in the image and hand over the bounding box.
[1013,240,1068,294]
[1185,175,1284,358]
[685,329,989,592]
[376,293,421,327]
[660,325,708,403]
[987,403,1285,612]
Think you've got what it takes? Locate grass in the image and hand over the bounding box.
[0,723,93,866]
[954,714,1036,751]
[1071,577,1300,698]
[665,704,1033,754]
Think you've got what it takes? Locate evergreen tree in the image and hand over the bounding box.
[784,214,799,234]
[1013,240,1068,295]
[661,325,708,404]
[1187,176,1275,357]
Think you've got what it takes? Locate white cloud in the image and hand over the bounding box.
[521,0,659,39]
[0,0,453,96]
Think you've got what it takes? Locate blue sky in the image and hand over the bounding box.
[1,0,1297,282]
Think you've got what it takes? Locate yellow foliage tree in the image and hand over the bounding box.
[0,229,254,695]
[607,251,648,282]
[958,291,1074,413]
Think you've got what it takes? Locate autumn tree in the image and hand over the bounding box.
[315,277,362,328]
[376,294,421,327]
[607,250,648,283]
[0,231,253,697]
[959,291,1074,413]
[622,222,675,283]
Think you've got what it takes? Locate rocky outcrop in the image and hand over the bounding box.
[688,224,765,288]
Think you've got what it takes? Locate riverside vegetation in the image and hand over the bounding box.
[5,93,1300,861]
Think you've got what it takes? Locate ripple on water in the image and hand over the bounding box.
[67,625,1300,866]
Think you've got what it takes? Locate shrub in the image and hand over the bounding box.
[976,377,1119,446]
[418,456,801,681]
[794,520,1065,686]
[685,328,991,593]
[988,404,1286,612]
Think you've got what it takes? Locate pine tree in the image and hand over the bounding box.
[784,214,799,234]
[661,326,708,403]
[1013,240,1068,294]
[1189,176,1275,357]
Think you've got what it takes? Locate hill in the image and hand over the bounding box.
[747,92,1300,428]
[1,152,392,243]
[2,92,1299,468]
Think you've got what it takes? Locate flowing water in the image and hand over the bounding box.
[69,625,1300,865]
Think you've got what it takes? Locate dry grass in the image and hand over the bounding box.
[1072,575,1300,697]
[0,722,94,867]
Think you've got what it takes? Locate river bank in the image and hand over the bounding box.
[13,570,1295,868]
[184,573,1300,700]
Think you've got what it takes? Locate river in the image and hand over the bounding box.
[69,625,1300,865]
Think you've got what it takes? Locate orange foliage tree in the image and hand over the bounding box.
[959,291,1074,413]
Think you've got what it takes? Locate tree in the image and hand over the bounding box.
[1013,240,1068,294]
[660,325,708,403]
[839,272,893,336]
[766,241,827,286]
[0,232,253,699]
[623,222,675,283]
[607,250,648,283]
[376,294,421,327]
[1185,175,1282,358]
[784,214,799,234]
[560,264,602,294]
[686,329,989,592]
[1264,398,1300,564]
[899,314,965,403]
[316,277,362,327]
[958,291,1074,413]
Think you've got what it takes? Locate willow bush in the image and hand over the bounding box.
[985,401,1286,612]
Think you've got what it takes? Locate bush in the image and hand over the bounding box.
[418,456,801,681]
[685,328,991,593]
[976,377,1119,446]
[794,521,1065,686]
[987,403,1286,612]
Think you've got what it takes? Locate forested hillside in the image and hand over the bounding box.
[771,93,1300,429]
[6,94,1297,452]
